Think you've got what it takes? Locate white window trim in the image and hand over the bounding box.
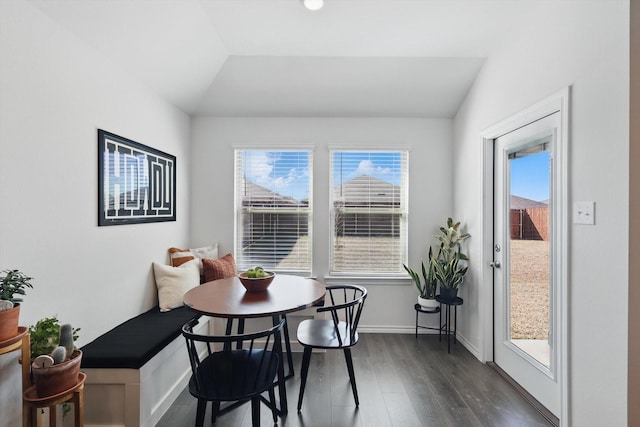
[328,148,409,276]
[324,273,411,286]
[234,148,313,274]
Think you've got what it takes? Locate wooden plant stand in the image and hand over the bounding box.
[23,372,86,427]
[0,326,30,427]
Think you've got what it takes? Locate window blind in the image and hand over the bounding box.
[330,150,408,274]
[234,150,312,274]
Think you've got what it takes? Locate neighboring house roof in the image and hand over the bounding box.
[333,175,401,207]
[243,181,542,210]
[510,195,548,209]
[241,180,307,207]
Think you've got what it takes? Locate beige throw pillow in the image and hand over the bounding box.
[153,259,200,312]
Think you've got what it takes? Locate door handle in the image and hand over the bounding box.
[490,261,501,268]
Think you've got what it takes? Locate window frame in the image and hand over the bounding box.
[328,149,409,277]
[233,148,313,275]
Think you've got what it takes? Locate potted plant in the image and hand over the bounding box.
[30,316,82,398]
[0,269,34,341]
[432,218,470,301]
[404,247,439,309]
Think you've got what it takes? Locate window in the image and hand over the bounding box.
[234,150,312,274]
[330,150,408,275]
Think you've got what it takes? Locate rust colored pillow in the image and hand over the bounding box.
[203,253,237,282]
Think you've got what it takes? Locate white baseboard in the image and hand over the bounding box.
[358,325,439,335]
[455,333,481,360]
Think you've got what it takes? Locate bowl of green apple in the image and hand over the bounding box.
[238,266,275,292]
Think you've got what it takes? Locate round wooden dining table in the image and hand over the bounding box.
[183,274,326,416]
[183,274,326,319]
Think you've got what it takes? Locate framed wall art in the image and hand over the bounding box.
[98,129,176,226]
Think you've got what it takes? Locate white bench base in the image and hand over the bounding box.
[83,317,209,427]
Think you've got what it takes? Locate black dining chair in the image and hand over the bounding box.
[296,284,368,411]
[182,318,285,427]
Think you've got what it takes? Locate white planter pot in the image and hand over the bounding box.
[417,296,439,309]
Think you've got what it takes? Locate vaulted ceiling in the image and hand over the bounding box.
[29,0,541,117]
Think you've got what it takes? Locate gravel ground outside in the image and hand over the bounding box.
[510,239,550,340]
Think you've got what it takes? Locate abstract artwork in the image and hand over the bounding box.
[98,129,176,226]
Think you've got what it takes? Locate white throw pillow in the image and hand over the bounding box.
[153,259,200,312]
[168,242,219,274]
[190,243,219,272]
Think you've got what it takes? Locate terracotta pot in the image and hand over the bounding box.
[32,349,82,397]
[0,303,20,341]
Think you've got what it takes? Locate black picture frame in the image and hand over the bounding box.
[98,129,176,226]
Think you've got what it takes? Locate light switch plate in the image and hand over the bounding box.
[573,201,595,225]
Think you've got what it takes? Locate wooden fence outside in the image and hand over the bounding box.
[510,207,549,241]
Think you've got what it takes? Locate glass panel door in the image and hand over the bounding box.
[509,148,551,368]
[493,112,561,418]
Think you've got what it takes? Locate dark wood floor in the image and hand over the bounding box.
[157,333,551,427]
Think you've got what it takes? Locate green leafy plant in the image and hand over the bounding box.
[433,218,470,290]
[0,269,34,304]
[403,247,437,299]
[29,316,80,362]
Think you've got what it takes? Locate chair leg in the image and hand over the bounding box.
[195,399,206,427]
[344,348,359,407]
[297,346,312,411]
[251,396,261,427]
[212,400,219,423]
[268,386,278,423]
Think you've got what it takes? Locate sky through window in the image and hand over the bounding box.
[332,151,402,186]
[243,150,310,201]
[510,151,550,202]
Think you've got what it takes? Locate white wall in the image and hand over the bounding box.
[0,2,191,425]
[190,117,453,330]
[453,1,629,425]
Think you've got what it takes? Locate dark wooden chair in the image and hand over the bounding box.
[296,284,368,411]
[182,318,284,427]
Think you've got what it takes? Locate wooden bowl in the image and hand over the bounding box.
[238,272,275,292]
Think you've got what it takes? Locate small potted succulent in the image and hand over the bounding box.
[30,316,82,397]
[0,269,34,341]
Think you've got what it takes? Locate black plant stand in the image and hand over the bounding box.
[436,295,463,353]
[414,303,441,338]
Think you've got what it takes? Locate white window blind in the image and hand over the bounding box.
[330,150,408,274]
[234,150,312,274]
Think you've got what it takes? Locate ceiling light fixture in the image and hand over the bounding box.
[302,0,324,11]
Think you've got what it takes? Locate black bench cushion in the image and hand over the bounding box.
[81,306,199,369]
